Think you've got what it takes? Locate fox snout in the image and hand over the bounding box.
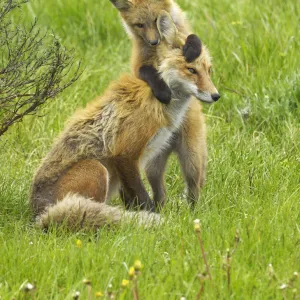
[195,83,220,103]
[211,93,220,101]
[146,35,160,46]
[196,76,220,103]
[149,39,160,46]
[196,91,221,103]
[145,27,161,46]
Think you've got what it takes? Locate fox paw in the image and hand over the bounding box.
[183,34,202,62]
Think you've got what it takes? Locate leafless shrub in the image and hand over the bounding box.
[0,0,82,137]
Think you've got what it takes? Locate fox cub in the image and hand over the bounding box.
[31,12,219,230]
[110,0,220,208]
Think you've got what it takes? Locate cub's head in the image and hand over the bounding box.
[157,12,220,103]
[110,0,172,46]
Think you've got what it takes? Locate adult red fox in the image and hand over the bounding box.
[31,11,219,229]
[110,0,220,208]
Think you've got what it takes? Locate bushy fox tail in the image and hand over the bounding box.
[37,193,161,230]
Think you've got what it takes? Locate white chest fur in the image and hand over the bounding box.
[140,127,173,168]
[140,96,192,168]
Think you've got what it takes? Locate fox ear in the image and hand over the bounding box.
[157,11,178,45]
[183,34,202,62]
[110,0,132,11]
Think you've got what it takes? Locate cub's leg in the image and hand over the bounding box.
[114,157,155,211]
[56,159,109,203]
[139,65,171,104]
[175,100,207,207]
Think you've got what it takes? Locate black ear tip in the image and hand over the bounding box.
[187,34,202,43]
[183,34,202,62]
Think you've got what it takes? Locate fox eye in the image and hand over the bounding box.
[188,68,197,74]
[135,23,144,28]
[154,18,157,23]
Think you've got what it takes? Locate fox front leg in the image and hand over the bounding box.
[119,187,133,208]
[174,107,208,208]
[114,157,155,212]
[145,138,175,211]
[139,65,171,104]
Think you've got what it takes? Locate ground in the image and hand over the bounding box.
[0,0,299,298]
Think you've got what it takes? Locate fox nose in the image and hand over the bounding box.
[150,39,159,46]
[211,93,221,101]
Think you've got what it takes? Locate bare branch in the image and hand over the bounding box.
[0,0,83,137]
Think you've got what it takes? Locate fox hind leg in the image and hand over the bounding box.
[56,159,109,203]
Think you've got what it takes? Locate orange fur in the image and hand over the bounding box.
[111,0,217,205]
[56,160,108,203]
[31,12,218,230]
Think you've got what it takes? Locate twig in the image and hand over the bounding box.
[195,273,205,300]
[223,86,246,97]
[133,277,139,300]
[83,279,92,300]
[128,261,142,300]
[194,220,212,281]
[226,249,231,290]
[223,230,240,292]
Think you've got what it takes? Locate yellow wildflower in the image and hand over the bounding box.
[76,239,82,248]
[128,266,135,279]
[83,278,91,285]
[121,279,129,288]
[193,219,201,232]
[134,260,143,271]
[95,291,103,297]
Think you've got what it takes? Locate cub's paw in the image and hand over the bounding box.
[183,34,202,62]
[139,65,171,104]
[152,83,171,104]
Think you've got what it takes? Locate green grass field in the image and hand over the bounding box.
[0,0,299,298]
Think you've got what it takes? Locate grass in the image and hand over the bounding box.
[0,0,299,298]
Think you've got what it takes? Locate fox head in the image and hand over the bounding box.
[156,12,220,103]
[110,0,172,46]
